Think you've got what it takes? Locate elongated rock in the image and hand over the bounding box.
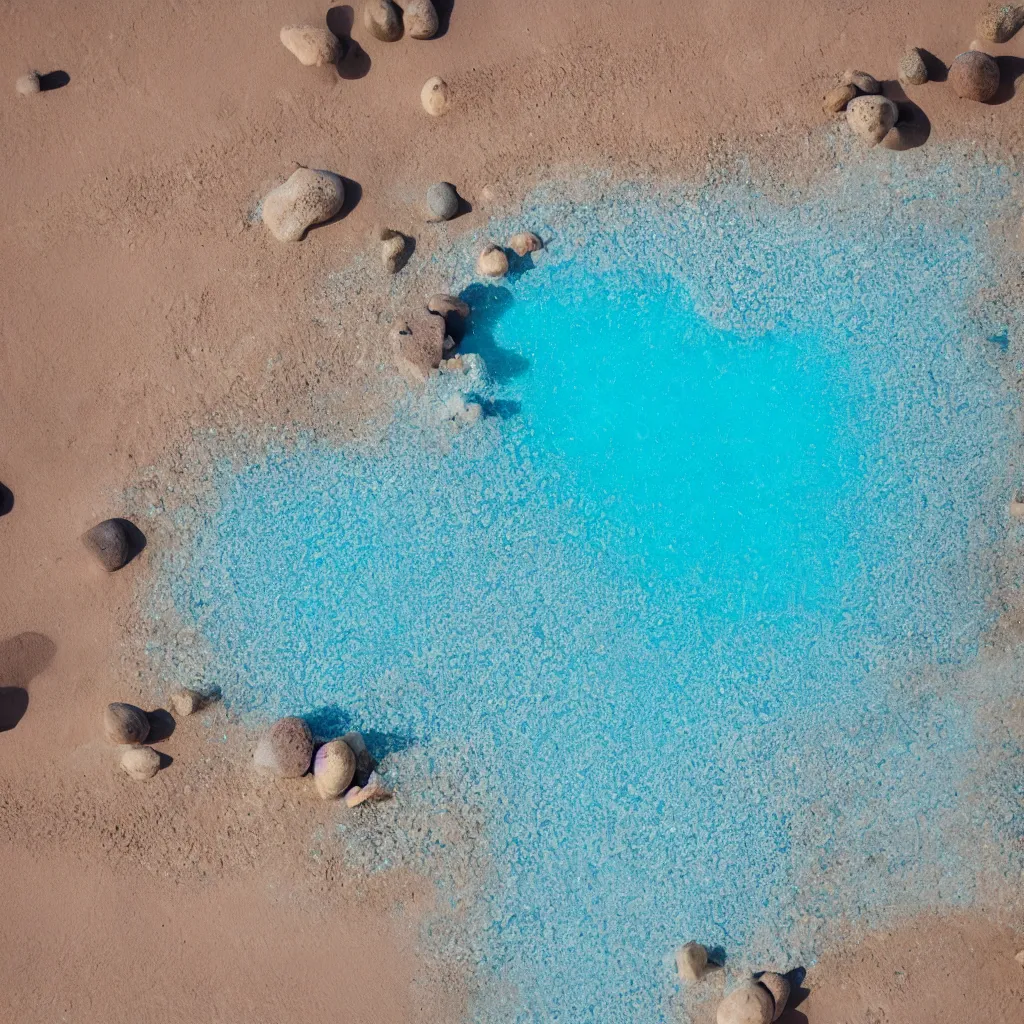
[364,0,402,41]
[169,687,205,717]
[823,82,857,113]
[313,739,357,799]
[427,294,470,318]
[121,745,161,780]
[254,716,313,777]
[341,730,376,785]
[344,769,391,806]
[758,973,790,1022]
[404,0,439,38]
[279,25,340,66]
[262,168,344,242]
[978,3,1024,42]
[949,50,1000,101]
[840,69,881,94]
[104,702,150,745]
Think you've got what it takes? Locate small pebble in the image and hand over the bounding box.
[822,83,857,113]
[716,981,774,1024]
[476,244,509,278]
[104,702,150,745]
[404,0,439,38]
[253,716,313,778]
[341,730,377,785]
[846,94,898,146]
[16,72,40,96]
[978,3,1024,43]
[898,47,929,86]
[344,769,391,807]
[840,69,881,94]
[279,25,340,66]
[426,181,460,221]
[758,973,790,1022]
[82,518,135,571]
[427,293,470,318]
[390,311,447,384]
[169,687,205,717]
[262,168,345,242]
[675,941,708,982]
[364,0,403,40]
[421,76,450,116]
[120,745,161,780]
[380,229,407,273]
[313,738,357,800]
[508,231,543,257]
[949,50,1001,101]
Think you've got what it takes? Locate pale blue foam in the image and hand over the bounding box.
[146,158,1024,1023]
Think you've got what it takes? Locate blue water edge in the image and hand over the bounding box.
[147,161,1024,1023]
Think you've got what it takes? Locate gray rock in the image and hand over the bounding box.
[404,0,439,39]
[253,716,313,778]
[121,745,161,780]
[104,702,150,745]
[364,0,402,40]
[426,182,459,221]
[82,518,134,571]
[978,3,1024,43]
[313,738,357,799]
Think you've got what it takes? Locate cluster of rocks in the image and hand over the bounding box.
[253,715,391,806]
[676,941,791,1024]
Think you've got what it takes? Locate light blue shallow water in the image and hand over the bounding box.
[150,162,1024,1022]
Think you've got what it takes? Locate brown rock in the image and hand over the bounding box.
[380,230,407,273]
[949,50,1001,101]
[421,76,450,116]
[427,294,470,319]
[82,518,135,571]
[978,4,1024,43]
[262,168,344,243]
[845,94,898,146]
[508,231,543,257]
[477,244,509,278]
[390,311,446,384]
[364,0,402,40]
[716,981,774,1024]
[823,83,857,113]
[313,739,357,799]
[253,716,313,778]
[104,702,150,745]
[898,47,929,86]
[16,72,40,96]
[169,687,205,717]
[840,69,881,94]
[279,25,340,66]
[120,745,161,780]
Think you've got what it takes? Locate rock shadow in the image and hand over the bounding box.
[0,483,12,516]
[918,49,948,83]
[432,0,455,37]
[458,283,531,383]
[39,71,70,91]
[992,56,1024,104]
[0,632,56,731]
[112,517,148,566]
[326,10,371,80]
[880,83,931,150]
[304,706,417,762]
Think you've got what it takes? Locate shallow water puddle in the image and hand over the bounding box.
[148,162,1024,1023]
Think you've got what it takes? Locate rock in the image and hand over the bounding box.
[364,0,403,40]
[262,168,345,242]
[344,769,391,807]
[476,244,509,278]
[823,83,857,113]
[898,47,929,86]
[845,94,898,146]
[840,69,882,94]
[120,745,161,780]
[978,3,1024,43]
[426,181,460,221]
[104,702,150,745]
[404,0,439,39]
[949,50,1001,101]
[341,730,377,785]
[169,687,205,717]
[253,716,313,778]
[421,76,450,116]
[716,981,775,1024]
[444,394,483,425]
[390,311,446,383]
[508,231,543,257]
[758,973,790,1021]
[16,72,40,96]
[82,518,134,571]
[313,738,357,799]
[380,229,407,273]
[427,293,470,319]
[279,25,340,66]
[675,941,708,982]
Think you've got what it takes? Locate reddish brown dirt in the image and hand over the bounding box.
[3,0,1024,1020]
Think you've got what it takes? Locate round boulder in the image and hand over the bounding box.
[508,231,543,257]
[364,0,402,40]
[279,25,340,66]
[262,168,345,242]
[254,716,313,778]
[949,50,1001,101]
[476,244,509,278]
[313,739,357,799]
[978,3,1024,43]
[421,76,450,116]
[716,982,774,1024]
[426,181,459,221]
[758,973,790,1022]
[898,47,928,86]
[846,94,898,146]
[404,0,439,39]
[840,69,881,94]
[822,82,857,114]
[82,518,134,571]
[104,702,150,745]
[675,941,708,982]
[16,72,40,96]
[121,745,161,780]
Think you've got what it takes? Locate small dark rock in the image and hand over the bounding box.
[426,182,459,221]
[82,518,136,571]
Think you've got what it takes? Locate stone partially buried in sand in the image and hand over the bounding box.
[404,0,439,38]
[254,716,313,778]
[978,3,1024,43]
[949,50,1001,101]
[716,981,774,1024]
[421,75,450,116]
[120,745,161,780]
[16,72,40,96]
[104,702,150,745]
[898,47,929,86]
[477,244,509,278]
[364,0,402,41]
[262,168,344,242]
[279,25,340,67]
[390,310,446,383]
[675,941,708,982]
[426,181,460,221]
[343,769,391,807]
[757,973,790,1021]
[83,518,136,571]
[313,738,357,799]
[846,94,898,146]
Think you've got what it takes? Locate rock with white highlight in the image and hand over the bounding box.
[313,738,357,799]
[421,76,450,116]
[279,25,340,66]
[262,168,345,242]
[716,981,774,1024]
[344,769,391,806]
[508,231,543,257]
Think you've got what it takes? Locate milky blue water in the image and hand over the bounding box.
[149,163,1024,1023]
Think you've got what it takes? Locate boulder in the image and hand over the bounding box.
[253,716,313,778]
[716,982,774,1024]
[82,518,134,571]
[169,687,205,717]
[390,311,447,383]
[313,738,357,799]
[978,3,1024,42]
[341,730,377,785]
[823,83,857,113]
[404,0,439,39]
[675,941,708,982]
[476,244,509,278]
[898,47,928,86]
[279,25,340,66]
[344,769,391,806]
[840,69,881,94]
[845,94,898,146]
[427,293,470,318]
[757,973,790,1022]
[121,745,161,780]
[426,181,460,221]
[364,0,403,40]
[16,72,40,96]
[421,76,450,116]
[949,50,1001,101]
[508,231,543,257]
[262,168,345,242]
[104,702,150,745]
